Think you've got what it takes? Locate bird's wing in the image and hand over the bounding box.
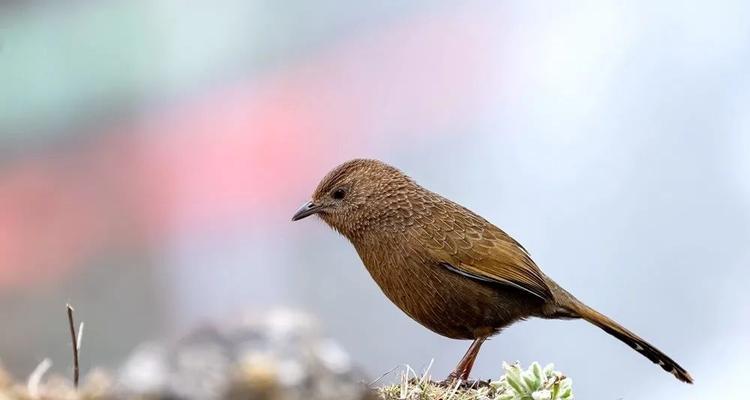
[438,261,548,299]
[413,198,552,300]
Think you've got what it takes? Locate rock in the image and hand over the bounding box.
[117,308,372,400]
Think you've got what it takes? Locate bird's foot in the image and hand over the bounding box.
[439,372,461,387]
[438,375,491,390]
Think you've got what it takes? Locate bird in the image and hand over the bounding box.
[291,158,692,384]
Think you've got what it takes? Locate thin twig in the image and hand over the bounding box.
[66,304,80,388]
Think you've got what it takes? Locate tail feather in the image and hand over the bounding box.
[574,303,693,384]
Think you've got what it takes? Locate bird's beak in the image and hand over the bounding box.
[291,201,322,221]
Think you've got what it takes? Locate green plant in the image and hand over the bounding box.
[492,362,573,400]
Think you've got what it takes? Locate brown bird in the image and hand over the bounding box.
[291,159,692,384]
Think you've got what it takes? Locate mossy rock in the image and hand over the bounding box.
[378,362,573,400]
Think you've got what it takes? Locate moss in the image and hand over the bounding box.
[378,362,573,400]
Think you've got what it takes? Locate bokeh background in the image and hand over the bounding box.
[1,1,748,398]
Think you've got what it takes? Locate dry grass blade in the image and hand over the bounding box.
[76,322,84,352]
[27,358,52,399]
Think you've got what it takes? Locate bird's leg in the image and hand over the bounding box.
[444,337,487,383]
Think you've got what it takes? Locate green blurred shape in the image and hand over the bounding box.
[0,2,159,140]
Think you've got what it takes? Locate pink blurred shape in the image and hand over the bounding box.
[0,5,504,288]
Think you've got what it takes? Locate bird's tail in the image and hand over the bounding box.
[575,303,693,383]
[546,282,693,384]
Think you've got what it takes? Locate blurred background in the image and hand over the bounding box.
[1,0,748,398]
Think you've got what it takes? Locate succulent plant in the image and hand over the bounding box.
[491,362,573,400]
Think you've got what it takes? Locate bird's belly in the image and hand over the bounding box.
[364,258,542,340]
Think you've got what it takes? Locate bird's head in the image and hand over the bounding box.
[291,159,417,237]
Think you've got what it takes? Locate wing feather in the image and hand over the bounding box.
[414,195,552,300]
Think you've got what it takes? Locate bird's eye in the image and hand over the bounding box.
[332,188,346,200]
